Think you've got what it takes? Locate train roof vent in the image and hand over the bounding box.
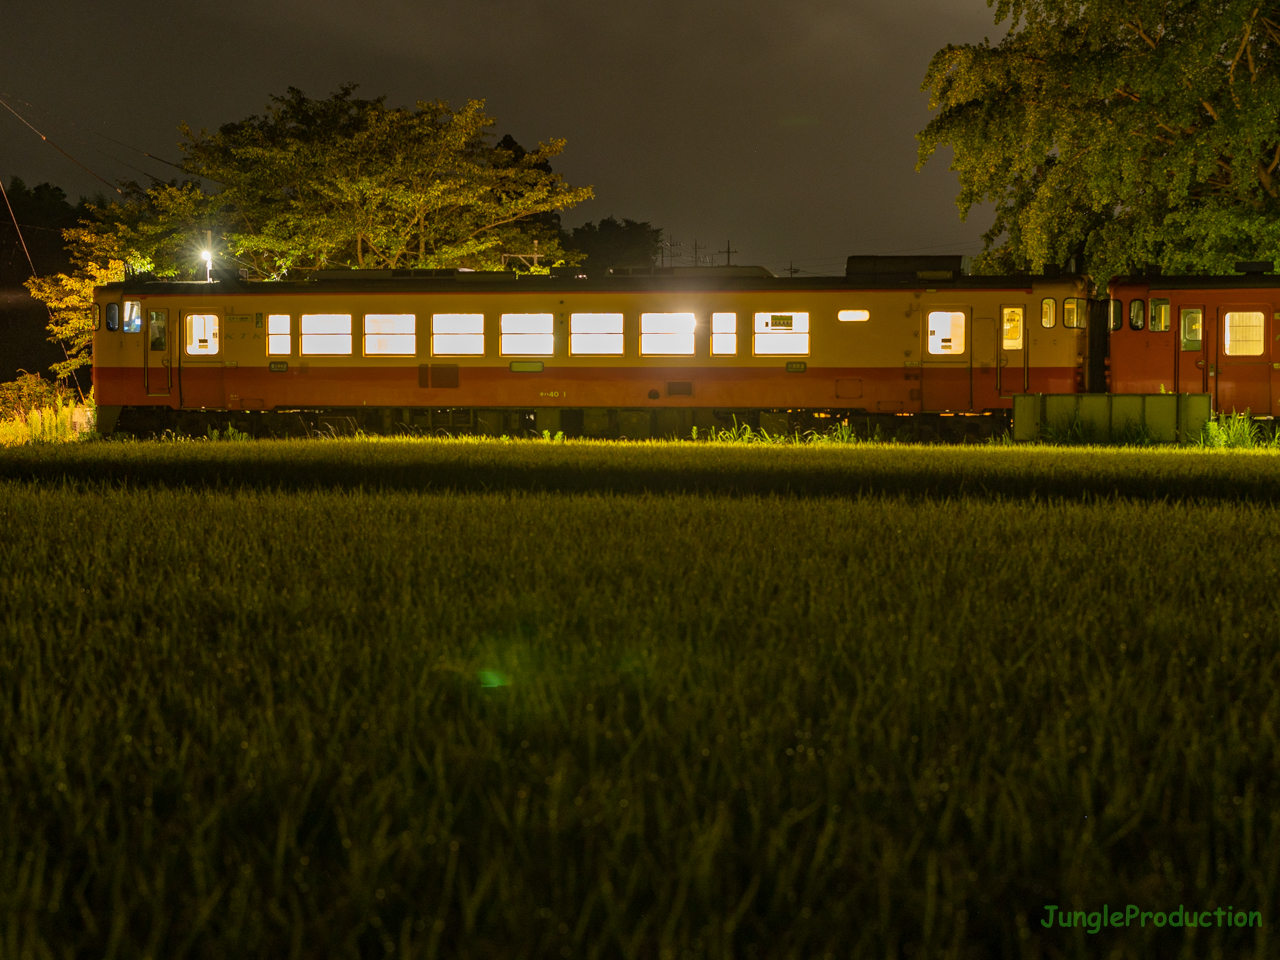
[1235,261,1274,275]
[309,268,517,281]
[845,255,969,280]
[610,265,776,278]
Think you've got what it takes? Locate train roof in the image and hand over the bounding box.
[101,264,1084,297]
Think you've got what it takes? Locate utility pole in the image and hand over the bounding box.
[691,239,700,266]
[721,239,737,266]
[662,236,682,268]
[786,261,800,277]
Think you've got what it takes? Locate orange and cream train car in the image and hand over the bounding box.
[1109,266,1280,417]
[91,256,1093,437]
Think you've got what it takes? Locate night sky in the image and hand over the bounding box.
[1,0,1004,277]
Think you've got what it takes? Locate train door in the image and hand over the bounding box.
[921,307,971,411]
[971,315,998,409]
[145,307,172,397]
[998,304,1026,397]
[1216,303,1270,415]
[180,311,225,408]
[1175,305,1206,393]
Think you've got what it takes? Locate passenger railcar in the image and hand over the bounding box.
[91,256,1093,437]
[1108,266,1280,417]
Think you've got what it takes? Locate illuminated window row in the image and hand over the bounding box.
[115,305,882,358]
[263,312,820,357]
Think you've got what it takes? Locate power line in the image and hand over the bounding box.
[0,96,122,194]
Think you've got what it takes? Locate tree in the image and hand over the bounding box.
[174,87,593,278]
[918,1,1280,285]
[24,88,594,383]
[562,217,663,273]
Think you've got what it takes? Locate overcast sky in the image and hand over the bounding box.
[0,0,1005,276]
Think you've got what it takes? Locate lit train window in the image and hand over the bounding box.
[1041,298,1055,328]
[1180,307,1203,351]
[570,314,624,355]
[1149,299,1171,332]
[838,310,869,322]
[149,311,168,351]
[1065,298,1088,329]
[640,313,695,356]
[123,301,142,334]
[365,314,416,355]
[926,311,966,355]
[711,313,737,355]
[184,314,220,356]
[1002,306,1024,350]
[1109,300,1123,331]
[432,314,484,356]
[301,314,353,355]
[1128,299,1145,331]
[753,313,809,355]
[501,314,554,356]
[267,315,291,355]
[1224,311,1265,356]
[105,303,120,332]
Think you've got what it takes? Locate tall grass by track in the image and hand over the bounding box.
[3,435,1280,502]
[2,477,1277,959]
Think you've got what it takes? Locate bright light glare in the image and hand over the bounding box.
[201,250,212,263]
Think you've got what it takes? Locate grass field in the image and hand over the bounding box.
[3,438,1278,959]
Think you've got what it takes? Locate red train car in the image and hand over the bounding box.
[1109,265,1280,416]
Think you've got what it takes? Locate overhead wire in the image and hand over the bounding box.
[0,175,83,400]
[0,96,123,194]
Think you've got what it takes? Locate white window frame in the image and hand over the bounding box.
[639,313,696,356]
[364,314,417,356]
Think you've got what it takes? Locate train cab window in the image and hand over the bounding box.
[926,311,965,355]
[711,312,737,355]
[105,303,120,332]
[301,314,353,355]
[148,310,168,351]
[1109,299,1123,331]
[184,314,219,356]
[640,313,695,355]
[570,314,624,355]
[1149,299,1171,332]
[123,301,142,334]
[1040,298,1055,328]
[838,310,870,322]
[1128,299,1145,331]
[1224,311,1265,356]
[1064,298,1087,329]
[365,314,416,355]
[753,313,810,355]
[431,314,484,356]
[1002,306,1024,350]
[1180,307,1203,351]
[267,315,291,355]
[501,314,555,355]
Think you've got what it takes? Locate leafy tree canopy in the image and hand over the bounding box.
[919,0,1280,285]
[562,216,663,273]
[147,87,594,278]
[24,88,594,380]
